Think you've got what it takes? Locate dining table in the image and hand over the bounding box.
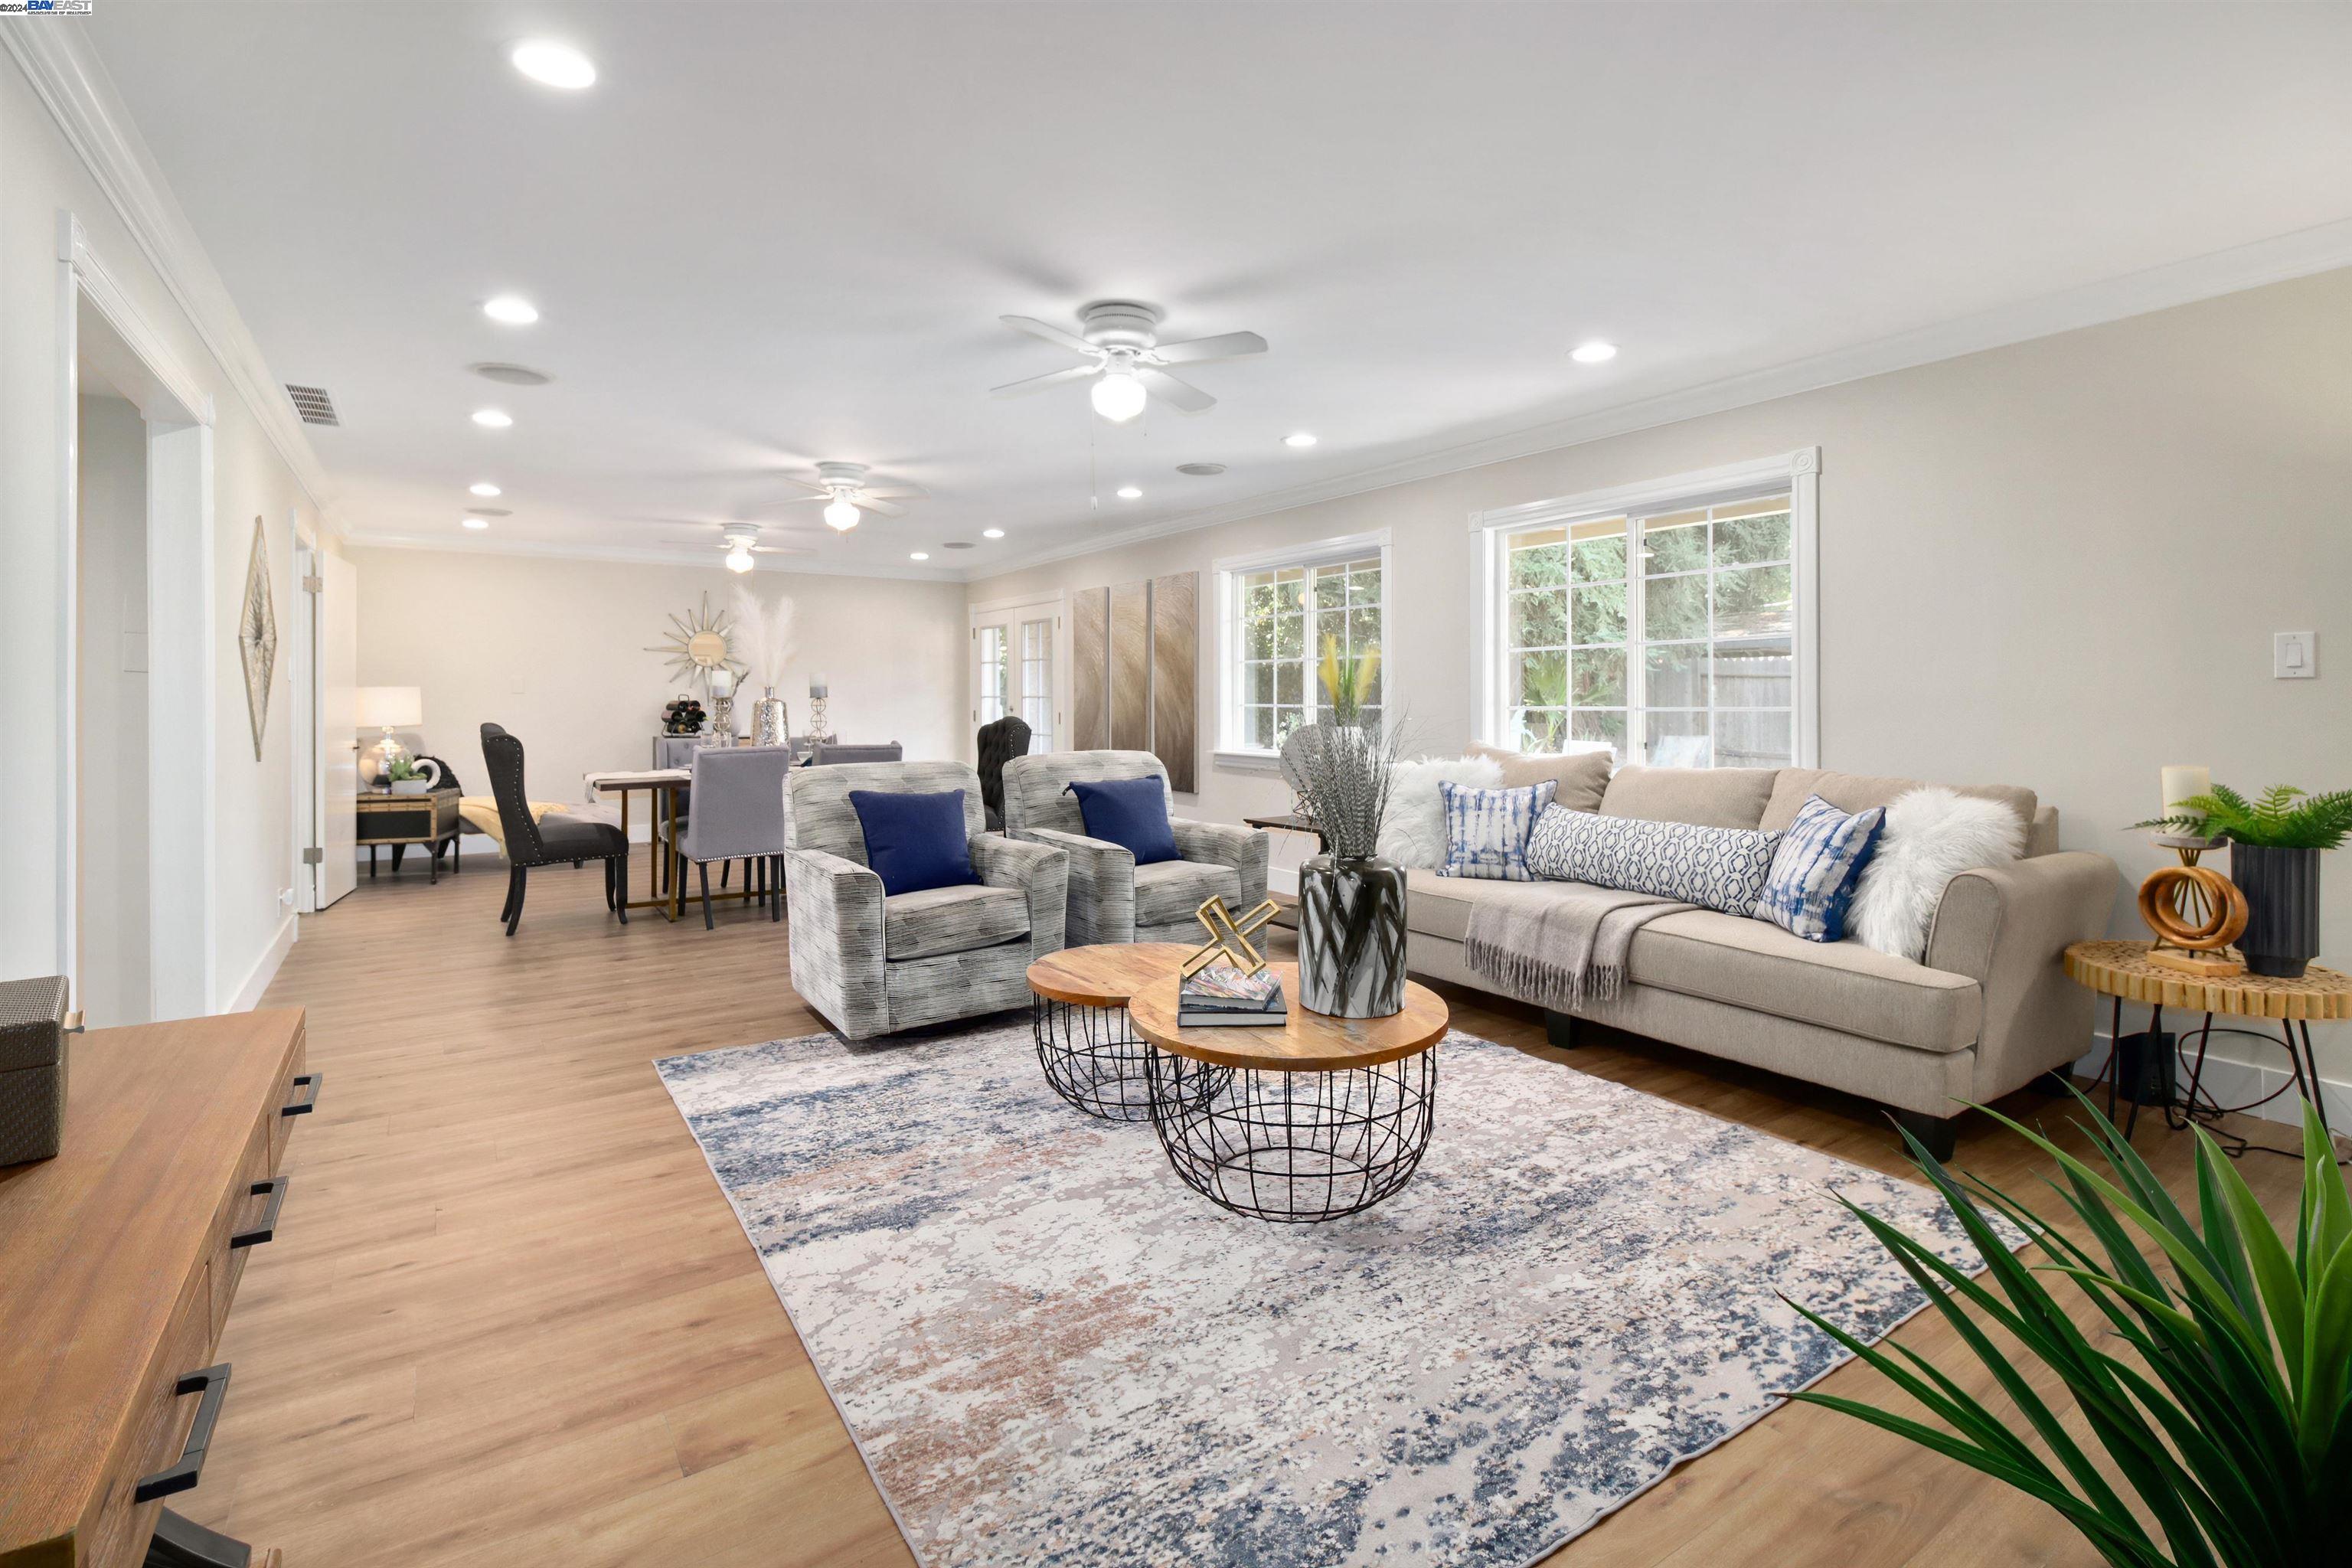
[583,767,692,921]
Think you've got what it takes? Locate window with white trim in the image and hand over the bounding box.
[1218,542,1383,756]
[1494,489,1798,767]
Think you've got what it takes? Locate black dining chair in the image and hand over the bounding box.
[479,723,631,936]
[975,715,1031,832]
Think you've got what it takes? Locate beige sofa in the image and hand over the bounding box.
[1403,763,2118,1155]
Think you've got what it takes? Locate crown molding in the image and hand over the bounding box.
[2,25,338,526]
[973,214,2352,583]
[343,531,963,584]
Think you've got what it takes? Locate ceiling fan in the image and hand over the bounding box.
[990,300,1267,421]
[777,461,927,531]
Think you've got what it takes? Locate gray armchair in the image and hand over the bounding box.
[782,760,1068,1040]
[1001,750,1269,946]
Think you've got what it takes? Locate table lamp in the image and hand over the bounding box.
[356,685,422,785]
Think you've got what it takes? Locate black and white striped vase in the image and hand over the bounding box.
[1297,854,1408,1018]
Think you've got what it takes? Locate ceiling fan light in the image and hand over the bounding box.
[1090,370,1146,423]
[724,543,755,573]
[822,496,861,531]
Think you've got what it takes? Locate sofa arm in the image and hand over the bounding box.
[971,833,1069,959]
[1171,818,1270,908]
[1924,850,2120,1101]
[782,846,889,1039]
[1020,826,1135,946]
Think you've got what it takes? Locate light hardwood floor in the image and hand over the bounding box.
[200,845,2313,1566]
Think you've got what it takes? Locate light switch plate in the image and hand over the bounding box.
[2274,631,2316,679]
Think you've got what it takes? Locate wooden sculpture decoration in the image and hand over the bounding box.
[2136,864,2249,978]
[1183,895,1280,980]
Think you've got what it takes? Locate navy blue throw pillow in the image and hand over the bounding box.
[848,789,981,897]
[1067,777,1180,865]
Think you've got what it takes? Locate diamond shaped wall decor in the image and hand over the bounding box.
[238,516,277,760]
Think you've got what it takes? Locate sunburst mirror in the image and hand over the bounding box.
[647,590,745,686]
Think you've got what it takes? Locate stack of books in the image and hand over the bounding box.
[1178,963,1286,1027]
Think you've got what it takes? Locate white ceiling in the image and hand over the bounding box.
[87,2,2352,581]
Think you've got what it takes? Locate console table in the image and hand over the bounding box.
[0,1008,315,1568]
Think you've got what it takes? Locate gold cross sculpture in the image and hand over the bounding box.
[1182,895,1280,980]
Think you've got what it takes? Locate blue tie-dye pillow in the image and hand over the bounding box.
[1438,779,1557,880]
[1754,794,1885,942]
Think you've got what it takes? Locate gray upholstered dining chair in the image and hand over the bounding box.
[807,742,903,766]
[669,744,796,929]
[1002,750,1269,946]
[782,760,1067,1040]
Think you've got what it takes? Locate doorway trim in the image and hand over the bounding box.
[57,211,217,1017]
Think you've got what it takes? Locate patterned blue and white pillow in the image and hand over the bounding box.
[1438,780,1557,880]
[1754,795,1886,942]
[1523,806,1782,916]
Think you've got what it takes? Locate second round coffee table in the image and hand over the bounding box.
[1026,943,1200,1121]
[1128,962,1451,1223]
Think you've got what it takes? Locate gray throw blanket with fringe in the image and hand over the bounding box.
[1461,881,1694,1012]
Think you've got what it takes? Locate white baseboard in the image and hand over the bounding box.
[2073,1027,2352,1133]
[225,912,296,1013]
[1268,864,1298,897]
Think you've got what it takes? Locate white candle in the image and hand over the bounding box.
[809,674,828,698]
[2161,764,2209,822]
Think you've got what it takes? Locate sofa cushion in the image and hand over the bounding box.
[1402,870,1978,1051]
[884,883,1030,960]
[1067,776,1181,865]
[1524,806,1779,916]
[1465,743,1611,814]
[1134,858,1241,929]
[1599,766,1779,829]
[1439,779,1556,880]
[1756,795,1885,943]
[849,788,982,896]
[1762,769,2037,836]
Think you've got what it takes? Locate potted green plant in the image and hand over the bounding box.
[384,757,429,795]
[1792,1091,2350,1566]
[2137,785,2351,978]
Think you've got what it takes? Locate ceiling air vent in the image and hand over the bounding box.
[285,384,339,426]
[1175,462,1227,477]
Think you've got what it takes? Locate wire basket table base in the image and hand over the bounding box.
[1032,996,1235,1122]
[1144,1046,1436,1222]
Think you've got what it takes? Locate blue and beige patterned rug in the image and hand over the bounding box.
[658,1018,1991,1568]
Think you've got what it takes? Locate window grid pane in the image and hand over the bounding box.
[1229,552,1382,750]
[1498,492,1792,768]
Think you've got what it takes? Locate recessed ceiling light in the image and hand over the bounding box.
[510,40,596,90]
[1282,433,1318,449]
[982,528,1005,539]
[482,296,540,326]
[1116,485,1142,500]
[910,551,929,562]
[462,517,489,531]
[469,482,501,497]
[471,408,513,428]
[1570,340,1618,364]
[472,361,552,385]
[1175,462,1227,477]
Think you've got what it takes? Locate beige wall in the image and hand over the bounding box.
[350,549,969,831]
[970,268,2352,1089]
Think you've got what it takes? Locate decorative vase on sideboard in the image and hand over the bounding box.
[2231,843,2321,978]
[753,690,788,748]
[1297,854,1407,1018]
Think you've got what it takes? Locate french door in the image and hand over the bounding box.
[969,595,1066,756]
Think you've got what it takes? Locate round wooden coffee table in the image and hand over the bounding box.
[1026,944,1201,1121]
[1128,962,1451,1223]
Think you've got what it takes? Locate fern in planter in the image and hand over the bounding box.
[2135,784,2352,849]
[1788,1090,2352,1566]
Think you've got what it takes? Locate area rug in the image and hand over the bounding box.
[658,1018,1998,1568]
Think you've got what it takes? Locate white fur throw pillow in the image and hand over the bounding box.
[1849,786,2026,962]
[1376,755,1503,868]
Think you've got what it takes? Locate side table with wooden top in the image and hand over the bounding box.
[2063,939,2348,1143]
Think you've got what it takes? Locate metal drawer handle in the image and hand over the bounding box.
[279,1072,322,1117]
[229,1175,290,1250]
[133,1364,232,1504]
